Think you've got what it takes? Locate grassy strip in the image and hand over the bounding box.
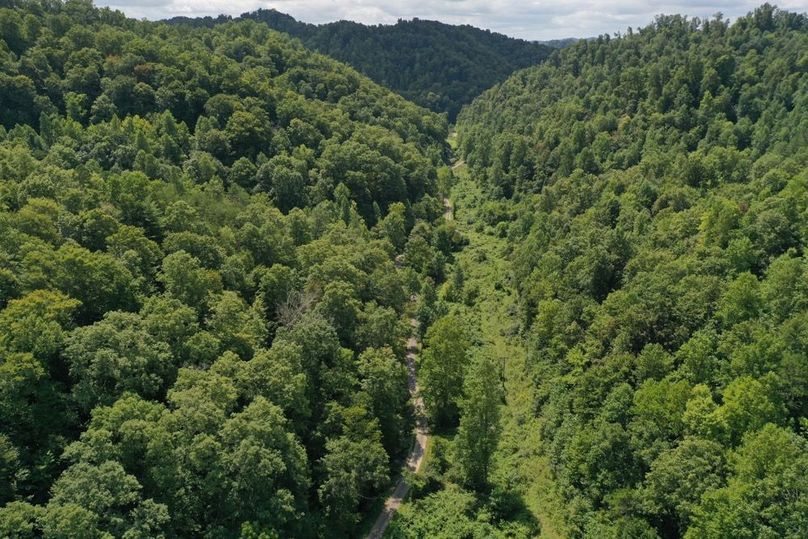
[450,164,570,538]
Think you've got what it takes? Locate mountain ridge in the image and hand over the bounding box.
[166,9,564,120]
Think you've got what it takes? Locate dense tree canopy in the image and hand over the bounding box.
[0,0,454,536]
[3,1,807,537]
[169,9,555,121]
[456,4,808,537]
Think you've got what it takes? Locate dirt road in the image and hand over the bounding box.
[366,323,428,539]
[367,195,455,538]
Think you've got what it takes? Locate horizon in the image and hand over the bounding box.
[94,1,808,41]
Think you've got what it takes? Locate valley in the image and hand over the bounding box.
[1,2,807,538]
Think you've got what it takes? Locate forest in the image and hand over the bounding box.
[168,9,556,121]
[454,4,808,538]
[0,1,463,536]
[1,1,807,538]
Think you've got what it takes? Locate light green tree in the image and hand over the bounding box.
[454,354,501,490]
[419,314,469,427]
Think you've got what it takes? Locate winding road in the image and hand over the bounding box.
[366,320,428,539]
[366,196,453,538]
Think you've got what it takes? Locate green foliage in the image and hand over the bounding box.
[358,347,410,455]
[386,486,497,538]
[686,424,808,539]
[420,314,470,427]
[317,403,390,533]
[64,311,175,411]
[0,290,80,362]
[48,461,169,538]
[454,354,502,491]
[642,437,726,534]
[0,1,450,536]
[171,10,554,120]
[457,5,808,537]
[387,484,538,538]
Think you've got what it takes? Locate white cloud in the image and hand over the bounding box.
[94,0,808,40]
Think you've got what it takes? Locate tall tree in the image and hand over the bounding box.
[454,354,502,491]
[419,314,469,427]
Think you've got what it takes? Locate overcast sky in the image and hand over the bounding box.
[94,0,808,40]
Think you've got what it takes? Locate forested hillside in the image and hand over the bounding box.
[3,1,808,538]
[0,1,462,537]
[169,9,555,121]
[456,4,808,537]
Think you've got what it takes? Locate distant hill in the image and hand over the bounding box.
[167,10,557,120]
[538,37,579,48]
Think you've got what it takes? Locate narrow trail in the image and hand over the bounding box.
[367,194,454,538]
[366,321,428,539]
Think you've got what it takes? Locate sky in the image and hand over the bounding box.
[94,0,808,40]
